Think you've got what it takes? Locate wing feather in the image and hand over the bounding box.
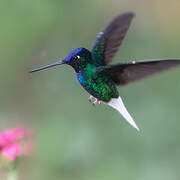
[91,12,134,66]
[96,59,180,85]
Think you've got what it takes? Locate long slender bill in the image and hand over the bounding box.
[29,61,64,73]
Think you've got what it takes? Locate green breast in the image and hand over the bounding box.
[77,64,119,102]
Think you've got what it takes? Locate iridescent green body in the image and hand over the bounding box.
[59,47,119,102]
[76,63,119,102]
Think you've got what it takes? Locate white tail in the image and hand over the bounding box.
[107,96,140,131]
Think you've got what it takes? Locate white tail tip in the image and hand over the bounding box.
[107,96,140,131]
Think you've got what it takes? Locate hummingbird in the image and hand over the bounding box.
[30,12,180,131]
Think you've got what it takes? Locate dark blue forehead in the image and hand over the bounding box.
[67,48,83,58]
[64,48,83,62]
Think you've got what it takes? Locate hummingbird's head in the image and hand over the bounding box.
[29,48,92,73]
[63,48,92,72]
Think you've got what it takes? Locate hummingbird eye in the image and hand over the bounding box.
[74,55,80,60]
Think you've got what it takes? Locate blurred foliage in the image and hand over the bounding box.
[0,0,180,179]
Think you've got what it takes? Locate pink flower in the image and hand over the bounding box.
[1,144,21,161]
[0,127,26,147]
[0,126,33,161]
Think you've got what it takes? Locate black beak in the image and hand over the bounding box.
[29,60,64,73]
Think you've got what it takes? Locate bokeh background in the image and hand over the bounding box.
[1,0,180,179]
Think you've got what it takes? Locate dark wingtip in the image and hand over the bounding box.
[121,12,135,18]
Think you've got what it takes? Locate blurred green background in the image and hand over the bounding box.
[1,0,180,179]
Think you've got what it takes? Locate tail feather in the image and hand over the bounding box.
[107,96,139,131]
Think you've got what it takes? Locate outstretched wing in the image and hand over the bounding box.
[91,12,134,66]
[96,59,180,85]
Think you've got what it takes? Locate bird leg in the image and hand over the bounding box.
[93,99,102,106]
[88,95,94,102]
[88,95,102,106]
[93,99,98,106]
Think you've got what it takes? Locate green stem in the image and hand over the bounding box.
[7,168,18,180]
[7,160,19,180]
